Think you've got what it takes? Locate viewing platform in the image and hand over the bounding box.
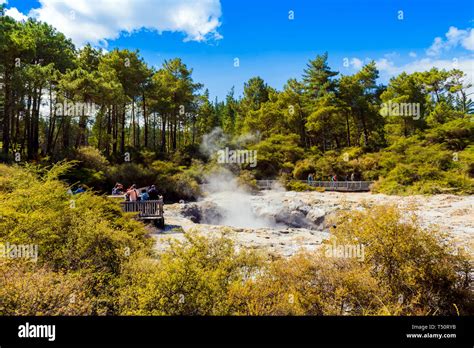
[256,180,374,192]
[108,196,165,228]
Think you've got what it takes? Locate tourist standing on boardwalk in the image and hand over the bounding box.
[140,189,149,201]
[112,183,124,195]
[127,184,139,202]
[148,185,160,200]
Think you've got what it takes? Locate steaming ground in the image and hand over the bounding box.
[150,129,473,256]
[150,188,474,257]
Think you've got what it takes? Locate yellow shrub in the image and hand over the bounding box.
[0,260,92,315]
[228,254,381,315]
[329,205,473,315]
[118,232,262,315]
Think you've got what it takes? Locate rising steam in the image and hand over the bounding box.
[199,128,280,229]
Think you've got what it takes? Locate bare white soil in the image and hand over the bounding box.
[151,191,474,257]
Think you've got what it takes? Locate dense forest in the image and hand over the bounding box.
[1,12,473,197]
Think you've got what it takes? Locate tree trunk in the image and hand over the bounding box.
[131,99,135,147]
[143,92,148,148]
[120,104,126,155]
[106,105,112,156]
[161,114,167,153]
[2,69,11,157]
[345,113,351,147]
[172,116,177,151]
[46,86,56,155]
[359,110,369,147]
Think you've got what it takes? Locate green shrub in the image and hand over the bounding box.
[292,158,318,180]
[118,233,262,315]
[171,172,202,200]
[73,146,109,171]
[371,138,474,194]
[249,134,304,178]
[426,118,473,150]
[237,170,258,191]
[106,163,157,189]
[0,162,153,314]
[285,180,323,192]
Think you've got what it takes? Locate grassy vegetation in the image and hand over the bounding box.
[0,164,471,316]
[0,162,153,315]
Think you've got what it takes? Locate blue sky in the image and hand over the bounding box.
[3,0,474,100]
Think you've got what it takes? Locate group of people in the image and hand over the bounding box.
[307,172,357,183]
[112,183,161,202]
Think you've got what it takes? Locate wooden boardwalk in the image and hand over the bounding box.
[256,180,373,192]
[109,196,165,227]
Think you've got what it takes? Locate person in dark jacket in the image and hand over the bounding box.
[148,185,159,200]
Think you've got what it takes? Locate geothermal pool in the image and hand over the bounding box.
[151,182,474,257]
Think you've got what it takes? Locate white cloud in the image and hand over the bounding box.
[427,37,444,56]
[0,0,8,5]
[350,57,363,69]
[22,0,222,46]
[384,52,400,60]
[376,56,474,86]
[5,7,28,21]
[462,28,474,50]
[375,58,397,75]
[427,26,474,56]
[372,25,474,89]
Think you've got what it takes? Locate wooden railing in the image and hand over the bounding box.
[255,180,373,192]
[307,180,373,191]
[120,200,164,218]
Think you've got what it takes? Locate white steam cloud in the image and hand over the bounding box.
[199,128,279,229]
[201,169,280,229]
